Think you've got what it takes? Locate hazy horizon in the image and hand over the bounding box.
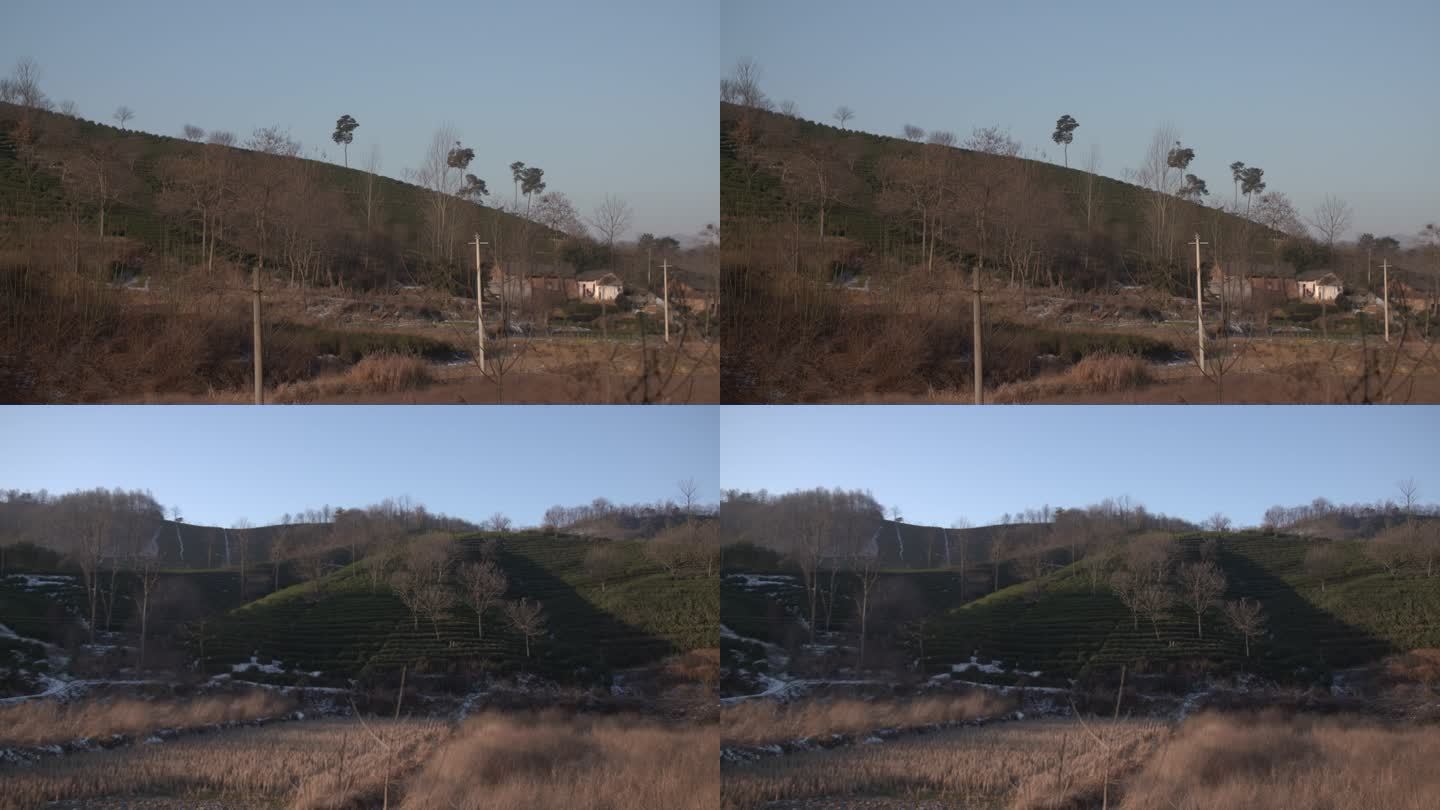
[722,0,1440,241]
[0,406,720,528]
[720,406,1440,527]
[3,0,719,241]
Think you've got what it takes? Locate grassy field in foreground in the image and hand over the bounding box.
[1,711,717,810]
[721,717,1167,809]
[207,532,718,681]
[0,691,292,747]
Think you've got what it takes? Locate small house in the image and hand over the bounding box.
[1209,263,1298,301]
[488,264,579,301]
[1296,269,1343,301]
[577,270,624,301]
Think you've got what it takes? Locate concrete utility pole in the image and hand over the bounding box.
[662,258,671,343]
[1381,258,1391,343]
[1190,233,1209,373]
[972,267,983,404]
[469,234,490,372]
[252,267,263,405]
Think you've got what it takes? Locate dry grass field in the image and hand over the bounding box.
[0,691,293,748]
[721,718,1168,809]
[1121,713,1440,810]
[401,711,718,810]
[721,693,1012,748]
[0,717,449,810]
[0,707,717,810]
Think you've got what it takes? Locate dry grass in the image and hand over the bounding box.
[0,717,448,810]
[992,352,1154,404]
[399,711,718,810]
[0,691,294,747]
[271,351,433,403]
[721,717,1167,809]
[1121,712,1440,809]
[721,692,1013,748]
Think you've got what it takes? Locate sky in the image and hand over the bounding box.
[722,0,1440,241]
[0,406,719,527]
[720,406,1440,527]
[2,0,718,241]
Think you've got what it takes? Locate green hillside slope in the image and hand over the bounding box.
[925,533,1440,682]
[721,102,1284,286]
[0,102,556,290]
[206,531,718,682]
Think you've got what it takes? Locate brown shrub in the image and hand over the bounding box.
[0,691,293,747]
[1119,712,1440,810]
[400,711,717,810]
[271,352,433,403]
[992,353,1153,403]
[721,692,1012,747]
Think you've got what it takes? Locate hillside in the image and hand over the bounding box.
[924,532,1440,682]
[721,102,1285,287]
[0,101,558,292]
[205,531,719,683]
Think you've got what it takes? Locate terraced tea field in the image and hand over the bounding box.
[207,531,718,681]
[924,533,1440,680]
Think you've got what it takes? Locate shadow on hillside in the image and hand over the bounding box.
[496,545,675,672]
[1221,545,1394,674]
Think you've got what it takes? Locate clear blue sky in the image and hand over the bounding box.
[3,0,718,240]
[720,406,1440,527]
[0,406,719,527]
[722,0,1440,240]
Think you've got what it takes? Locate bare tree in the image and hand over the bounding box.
[112,106,135,128]
[721,58,770,110]
[135,557,162,669]
[503,597,547,657]
[1178,560,1226,639]
[182,124,206,142]
[1306,195,1354,251]
[207,130,237,148]
[855,555,882,668]
[0,57,50,110]
[390,569,424,630]
[832,105,855,128]
[232,519,252,600]
[588,194,634,254]
[1110,567,1144,630]
[926,130,957,148]
[412,579,455,640]
[584,543,626,592]
[901,124,926,142]
[779,100,799,117]
[245,125,301,157]
[962,126,1021,157]
[1304,543,1345,592]
[988,528,1009,593]
[1203,513,1233,532]
[646,531,690,577]
[483,513,514,532]
[1133,581,1173,640]
[58,99,77,117]
[458,559,507,639]
[1223,598,1266,657]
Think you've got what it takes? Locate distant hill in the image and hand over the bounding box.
[207,531,719,681]
[925,532,1440,682]
[721,102,1286,289]
[0,101,560,292]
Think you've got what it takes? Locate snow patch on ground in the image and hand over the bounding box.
[4,574,76,590]
[232,656,286,675]
[950,656,1042,678]
[726,574,798,589]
